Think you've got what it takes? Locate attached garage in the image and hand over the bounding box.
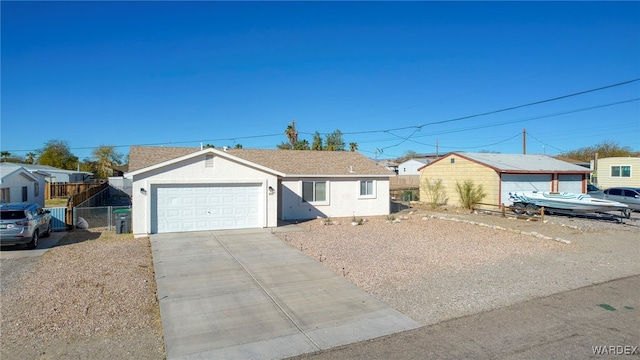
[126,146,394,237]
[151,184,262,233]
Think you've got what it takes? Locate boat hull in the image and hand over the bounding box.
[509,191,628,213]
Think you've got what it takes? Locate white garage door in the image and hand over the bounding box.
[558,175,583,193]
[152,184,261,234]
[501,174,552,205]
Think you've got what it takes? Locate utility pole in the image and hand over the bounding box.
[522,128,527,154]
[436,139,439,157]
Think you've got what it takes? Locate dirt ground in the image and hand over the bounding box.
[1,208,638,359]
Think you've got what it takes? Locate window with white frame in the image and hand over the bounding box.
[34,182,39,197]
[302,181,326,202]
[360,180,374,197]
[611,165,631,177]
[22,186,28,202]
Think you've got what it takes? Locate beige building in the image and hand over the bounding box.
[591,157,640,189]
[419,152,592,208]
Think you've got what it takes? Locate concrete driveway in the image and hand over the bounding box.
[151,229,420,360]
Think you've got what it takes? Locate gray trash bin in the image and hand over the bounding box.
[113,209,131,234]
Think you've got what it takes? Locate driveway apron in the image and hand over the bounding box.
[151,229,420,360]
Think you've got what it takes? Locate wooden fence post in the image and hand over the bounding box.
[501,203,505,217]
[540,206,544,222]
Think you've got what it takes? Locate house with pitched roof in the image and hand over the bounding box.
[126,146,394,237]
[418,152,592,208]
[0,163,46,206]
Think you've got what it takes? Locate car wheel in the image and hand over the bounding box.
[42,224,52,238]
[27,231,39,249]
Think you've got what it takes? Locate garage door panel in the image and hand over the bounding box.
[501,174,552,205]
[153,184,261,234]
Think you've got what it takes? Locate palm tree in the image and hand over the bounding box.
[349,142,358,152]
[284,120,298,149]
[0,151,10,162]
[25,152,36,164]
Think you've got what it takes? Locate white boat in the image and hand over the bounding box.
[508,191,629,215]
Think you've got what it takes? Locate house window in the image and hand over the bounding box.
[0,188,9,202]
[611,165,631,177]
[450,158,455,164]
[360,180,374,197]
[22,186,28,202]
[302,181,326,202]
[34,182,39,197]
[205,155,214,168]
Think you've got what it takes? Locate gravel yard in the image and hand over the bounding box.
[0,231,164,360]
[1,208,637,358]
[276,209,640,326]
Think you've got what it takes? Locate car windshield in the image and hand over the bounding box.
[0,211,26,220]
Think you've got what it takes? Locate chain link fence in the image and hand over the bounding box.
[73,206,131,231]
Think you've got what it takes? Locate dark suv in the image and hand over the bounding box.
[0,203,52,249]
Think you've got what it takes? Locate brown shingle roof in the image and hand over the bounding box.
[128,146,199,172]
[128,146,394,176]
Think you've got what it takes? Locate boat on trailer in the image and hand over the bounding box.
[508,191,630,217]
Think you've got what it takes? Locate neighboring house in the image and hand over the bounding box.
[418,152,592,207]
[0,163,46,206]
[126,146,394,237]
[591,157,640,189]
[16,164,93,183]
[397,158,432,175]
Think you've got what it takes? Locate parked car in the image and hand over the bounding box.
[587,184,604,197]
[0,202,52,249]
[592,187,640,212]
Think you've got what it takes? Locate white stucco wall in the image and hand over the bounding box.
[280,177,390,220]
[0,170,45,206]
[398,159,430,175]
[130,154,278,236]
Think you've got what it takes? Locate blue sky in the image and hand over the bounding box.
[2,1,639,162]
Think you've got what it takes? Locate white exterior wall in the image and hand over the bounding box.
[398,159,429,175]
[280,177,390,220]
[131,154,278,237]
[0,170,45,207]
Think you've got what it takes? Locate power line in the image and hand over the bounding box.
[4,79,638,155]
[360,97,639,151]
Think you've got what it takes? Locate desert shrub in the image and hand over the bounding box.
[421,178,448,208]
[455,180,486,210]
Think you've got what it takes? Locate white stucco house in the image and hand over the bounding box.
[0,163,46,206]
[126,146,394,237]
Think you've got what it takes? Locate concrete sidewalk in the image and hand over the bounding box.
[151,229,420,360]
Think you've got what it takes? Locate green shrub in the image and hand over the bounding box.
[421,178,448,209]
[455,180,486,210]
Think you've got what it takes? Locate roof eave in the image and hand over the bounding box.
[125,148,286,178]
